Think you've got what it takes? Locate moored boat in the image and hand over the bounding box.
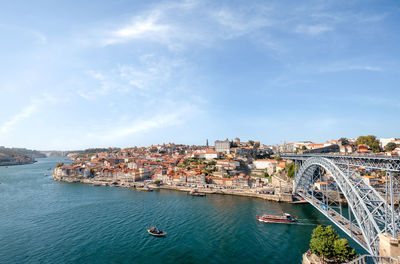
[191,192,206,196]
[256,213,297,223]
[137,187,153,192]
[147,226,167,237]
[189,189,206,196]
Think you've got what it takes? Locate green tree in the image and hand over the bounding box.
[310,225,356,262]
[248,140,255,146]
[153,180,161,185]
[339,137,350,146]
[286,163,295,178]
[301,146,307,150]
[254,142,260,148]
[385,142,397,152]
[333,238,356,262]
[55,162,64,168]
[310,225,338,260]
[356,135,381,153]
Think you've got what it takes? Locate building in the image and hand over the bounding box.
[204,149,220,159]
[215,139,231,153]
[380,138,399,149]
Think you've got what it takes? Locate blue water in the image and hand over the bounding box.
[0,158,364,263]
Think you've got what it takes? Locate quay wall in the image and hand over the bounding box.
[53,171,295,203]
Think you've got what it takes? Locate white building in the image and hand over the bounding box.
[215,139,231,153]
[204,150,220,159]
[380,138,399,148]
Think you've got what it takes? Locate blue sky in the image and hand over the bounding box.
[0,0,399,150]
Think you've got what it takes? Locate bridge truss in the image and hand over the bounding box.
[281,154,400,255]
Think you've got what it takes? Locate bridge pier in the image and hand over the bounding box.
[378,233,400,259]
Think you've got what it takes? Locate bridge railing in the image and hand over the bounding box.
[346,254,399,264]
[279,152,400,161]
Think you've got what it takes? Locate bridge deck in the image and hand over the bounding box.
[299,192,369,252]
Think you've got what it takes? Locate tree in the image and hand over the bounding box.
[339,137,350,146]
[385,142,397,152]
[356,135,381,153]
[254,142,260,148]
[286,163,295,178]
[301,146,307,150]
[153,180,161,185]
[310,225,338,260]
[248,140,255,146]
[333,238,356,262]
[55,162,64,168]
[310,225,356,262]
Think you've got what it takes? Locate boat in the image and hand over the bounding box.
[137,187,153,192]
[190,190,206,196]
[256,213,297,223]
[147,226,167,237]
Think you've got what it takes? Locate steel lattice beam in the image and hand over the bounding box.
[290,156,400,256]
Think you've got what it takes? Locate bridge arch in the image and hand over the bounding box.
[294,157,392,255]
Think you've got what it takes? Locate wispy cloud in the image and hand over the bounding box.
[90,104,198,141]
[211,7,273,38]
[0,94,58,135]
[319,64,383,73]
[294,24,333,35]
[0,103,38,134]
[103,12,171,46]
[78,54,186,100]
[0,24,47,44]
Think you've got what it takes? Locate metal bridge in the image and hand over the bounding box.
[281,153,400,256]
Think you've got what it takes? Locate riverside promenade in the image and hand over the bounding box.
[53,171,299,203]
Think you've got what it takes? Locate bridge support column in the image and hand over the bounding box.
[378,233,400,259]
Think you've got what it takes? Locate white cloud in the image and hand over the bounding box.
[211,7,272,38]
[0,103,38,134]
[294,24,333,35]
[103,12,171,46]
[0,93,60,135]
[90,104,198,141]
[319,64,383,73]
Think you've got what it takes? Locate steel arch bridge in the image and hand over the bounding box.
[281,154,400,256]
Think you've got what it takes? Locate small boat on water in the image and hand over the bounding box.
[257,213,297,224]
[190,190,206,197]
[137,187,153,192]
[147,226,167,237]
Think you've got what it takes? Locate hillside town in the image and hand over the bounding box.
[53,136,400,202]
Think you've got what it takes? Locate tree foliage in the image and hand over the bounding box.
[310,225,356,262]
[248,140,255,146]
[153,180,161,185]
[286,162,295,178]
[333,238,356,262]
[55,162,64,168]
[385,142,398,152]
[338,137,350,146]
[356,135,381,153]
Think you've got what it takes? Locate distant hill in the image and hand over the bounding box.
[0,146,45,166]
[0,146,46,158]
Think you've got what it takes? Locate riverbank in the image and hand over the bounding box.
[152,185,298,203]
[53,173,302,203]
[0,160,36,166]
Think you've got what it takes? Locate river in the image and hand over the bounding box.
[0,158,364,263]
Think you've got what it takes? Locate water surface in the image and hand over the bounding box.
[0,158,364,263]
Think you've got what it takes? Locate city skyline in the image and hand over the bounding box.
[1,0,400,150]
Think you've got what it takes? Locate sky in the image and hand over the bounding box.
[0,0,399,150]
